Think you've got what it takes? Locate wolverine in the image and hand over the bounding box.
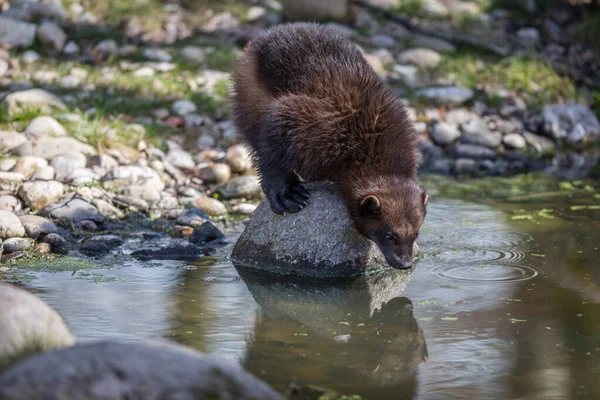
[231,23,428,269]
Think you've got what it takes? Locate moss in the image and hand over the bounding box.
[6,254,95,272]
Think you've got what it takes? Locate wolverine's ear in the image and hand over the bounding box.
[423,192,429,206]
[360,195,381,215]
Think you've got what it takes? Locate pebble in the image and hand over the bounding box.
[0,131,27,152]
[197,163,231,184]
[144,48,171,62]
[189,222,225,245]
[63,41,80,55]
[59,75,81,89]
[2,237,35,254]
[516,27,540,48]
[21,50,40,64]
[215,176,262,199]
[0,210,25,239]
[431,122,461,146]
[42,232,68,254]
[195,197,227,216]
[12,156,48,180]
[25,116,67,138]
[18,180,65,210]
[41,194,105,225]
[37,21,67,51]
[75,220,98,231]
[34,242,52,254]
[172,100,197,116]
[226,145,252,173]
[133,66,155,77]
[176,208,210,228]
[0,17,36,48]
[397,48,441,68]
[232,203,257,215]
[3,89,66,115]
[51,152,87,181]
[165,148,195,170]
[460,120,502,148]
[0,172,25,192]
[113,195,150,212]
[180,46,205,64]
[0,195,23,213]
[503,133,527,149]
[19,215,61,240]
[416,86,474,105]
[455,144,497,159]
[94,39,119,56]
[370,33,396,48]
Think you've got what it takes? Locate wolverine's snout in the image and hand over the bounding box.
[383,250,414,270]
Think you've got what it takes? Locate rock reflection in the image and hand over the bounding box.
[235,266,428,399]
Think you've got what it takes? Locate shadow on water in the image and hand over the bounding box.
[234,267,427,399]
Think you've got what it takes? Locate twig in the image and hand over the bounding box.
[353,0,510,56]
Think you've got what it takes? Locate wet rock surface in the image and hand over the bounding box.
[0,340,284,400]
[232,182,387,278]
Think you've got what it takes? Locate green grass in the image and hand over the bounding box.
[437,53,577,109]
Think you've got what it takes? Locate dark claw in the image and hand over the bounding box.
[280,194,303,213]
[268,192,286,214]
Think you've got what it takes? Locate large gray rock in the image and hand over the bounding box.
[0,211,25,239]
[0,340,283,400]
[0,17,36,47]
[51,152,87,181]
[3,89,66,116]
[40,193,104,225]
[0,284,74,371]
[542,103,600,144]
[232,182,388,278]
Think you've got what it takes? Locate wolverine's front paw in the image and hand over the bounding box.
[266,181,310,214]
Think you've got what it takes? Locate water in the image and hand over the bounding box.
[7,175,600,399]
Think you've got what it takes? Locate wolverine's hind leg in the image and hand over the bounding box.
[254,115,310,214]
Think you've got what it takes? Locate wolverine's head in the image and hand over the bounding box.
[349,178,428,270]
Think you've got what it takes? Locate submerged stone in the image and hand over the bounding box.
[232,182,388,278]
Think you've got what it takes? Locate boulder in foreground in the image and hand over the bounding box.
[0,284,74,371]
[0,340,284,400]
[232,182,387,278]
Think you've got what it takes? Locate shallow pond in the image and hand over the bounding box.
[6,175,600,400]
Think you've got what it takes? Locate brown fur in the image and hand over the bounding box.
[231,23,427,269]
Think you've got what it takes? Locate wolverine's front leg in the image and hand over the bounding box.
[255,114,310,214]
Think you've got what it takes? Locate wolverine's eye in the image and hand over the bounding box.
[385,233,396,243]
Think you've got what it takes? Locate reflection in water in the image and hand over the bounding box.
[235,267,427,399]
